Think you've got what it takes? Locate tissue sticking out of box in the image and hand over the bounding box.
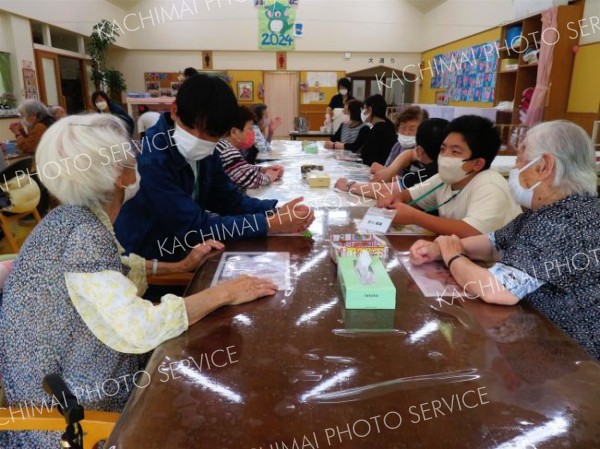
[355,250,375,285]
[301,164,324,177]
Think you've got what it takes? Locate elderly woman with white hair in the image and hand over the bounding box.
[409,120,599,359]
[8,99,56,155]
[0,114,277,448]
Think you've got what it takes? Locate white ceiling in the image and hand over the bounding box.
[106,0,141,9]
[406,0,448,13]
[106,0,450,13]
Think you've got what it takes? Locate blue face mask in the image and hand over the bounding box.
[508,156,542,208]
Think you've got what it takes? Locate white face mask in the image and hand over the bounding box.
[508,156,542,209]
[360,110,371,123]
[437,156,470,185]
[339,88,348,96]
[95,101,108,111]
[173,124,216,162]
[122,166,141,205]
[397,134,416,148]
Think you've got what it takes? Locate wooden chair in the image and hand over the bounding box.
[0,157,42,253]
[0,408,119,449]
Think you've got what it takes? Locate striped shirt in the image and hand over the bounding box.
[215,139,271,189]
[340,123,367,144]
[332,122,369,153]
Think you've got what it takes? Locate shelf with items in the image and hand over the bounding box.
[493,2,583,125]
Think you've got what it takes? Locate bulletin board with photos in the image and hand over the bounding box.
[300,71,344,105]
[430,40,499,103]
[144,72,183,97]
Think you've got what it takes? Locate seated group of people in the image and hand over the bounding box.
[0,72,598,448]
[334,110,598,361]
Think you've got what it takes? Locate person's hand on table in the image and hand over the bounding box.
[268,196,315,234]
[334,178,350,192]
[410,240,442,265]
[377,194,401,209]
[270,164,285,178]
[435,235,466,266]
[385,202,417,225]
[370,167,394,183]
[213,275,278,305]
[324,141,335,150]
[265,169,280,182]
[370,162,384,174]
[178,240,224,272]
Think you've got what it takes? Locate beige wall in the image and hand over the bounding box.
[110,49,422,92]
[0,12,36,102]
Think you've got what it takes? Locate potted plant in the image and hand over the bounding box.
[87,20,127,104]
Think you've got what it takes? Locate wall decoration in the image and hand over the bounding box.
[22,68,39,100]
[202,51,213,70]
[276,51,287,70]
[430,40,499,103]
[258,82,265,99]
[237,81,254,101]
[294,23,304,37]
[435,91,448,105]
[258,1,297,51]
[145,81,160,91]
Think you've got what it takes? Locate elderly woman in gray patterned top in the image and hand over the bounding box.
[409,120,599,360]
[0,114,276,448]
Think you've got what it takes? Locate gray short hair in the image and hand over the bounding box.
[17,99,50,120]
[35,114,135,207]
[523,120,597,196]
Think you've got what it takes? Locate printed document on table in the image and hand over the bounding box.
[211,252,291,290]
[398,252,465,298]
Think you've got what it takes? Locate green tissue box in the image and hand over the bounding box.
[302,141,319,154]
[337,256,396,309]
[343,309,396,330]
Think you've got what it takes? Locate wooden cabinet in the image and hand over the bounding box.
[494,2,584,126]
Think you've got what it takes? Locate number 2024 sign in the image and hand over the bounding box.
[258,0,297,51]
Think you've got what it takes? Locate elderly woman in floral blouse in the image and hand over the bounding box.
[410,120,599,360]
[0,114,276,448]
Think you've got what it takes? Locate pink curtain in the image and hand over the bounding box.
[524,7,558,127]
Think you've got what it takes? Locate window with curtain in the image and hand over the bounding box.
[0,52,13,96]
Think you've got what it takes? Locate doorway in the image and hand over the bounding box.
[35,50,89,113]
[263,72,299,138]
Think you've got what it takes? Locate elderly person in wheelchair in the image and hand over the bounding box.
[0,114,277,448]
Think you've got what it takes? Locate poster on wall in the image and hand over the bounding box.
[22,68,39,101]
[430,40,498,103]
[258,0,297,51]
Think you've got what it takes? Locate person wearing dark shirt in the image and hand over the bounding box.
[114,75,314,263]
[91,91,135,137]
[335,118,448,195]
[359,94,397,166]
[324,99,369,153]
[327,77,353,110]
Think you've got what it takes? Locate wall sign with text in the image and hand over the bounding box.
[258,0,298,51]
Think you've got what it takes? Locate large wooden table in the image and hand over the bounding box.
[106,207,600,448]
